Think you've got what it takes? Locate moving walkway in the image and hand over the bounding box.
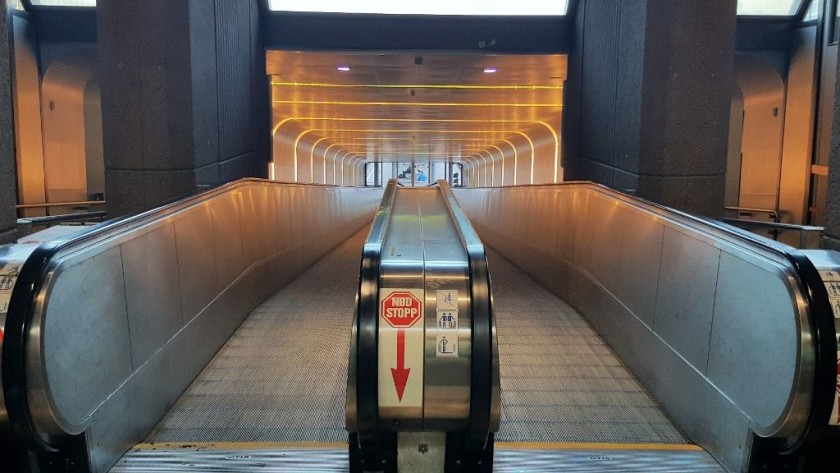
[0,179,837,472]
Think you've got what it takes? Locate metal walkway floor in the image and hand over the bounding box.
[488,249,687,444]
[142,229,367,444]
[112,236,721,472]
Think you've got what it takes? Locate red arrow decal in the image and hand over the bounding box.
[391,329,410,401]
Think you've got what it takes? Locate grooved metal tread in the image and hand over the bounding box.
[111,443,723,472]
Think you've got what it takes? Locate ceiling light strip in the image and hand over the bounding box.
[311,137,331,184]
[322,143,341,184]
[489,145,506,186]
[502,140,519,186]
[273,100,562,108]
[535,121,561,183]
[513,132,536,185]
[271,81,563,91]
[479,150,495,187]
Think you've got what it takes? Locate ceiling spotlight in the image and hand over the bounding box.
[337,66,351,72]
[483,67,497,73]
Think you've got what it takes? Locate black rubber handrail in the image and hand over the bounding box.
[778,253,835,453]
[438,180,496,451]
[354,179,398,451]
[465,181,837,453]
[1,179,340,452]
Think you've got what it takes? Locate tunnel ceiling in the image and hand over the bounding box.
[267,51,565,163]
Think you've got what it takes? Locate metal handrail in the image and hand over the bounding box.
[725,205,781,222]
[354,179,398,452]
[437,180,499,451]
[460,181,836,454]
[18,212,107,226]
[723,218,824,249]
[2,179,352,452]
[16,201,105,210]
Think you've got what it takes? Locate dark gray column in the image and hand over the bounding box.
[564,0,736,218]
[825,46,840,248]
[0,1,19,243]
[98,0,269,217]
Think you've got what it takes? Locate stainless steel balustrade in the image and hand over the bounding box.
[1,179,382,473]
[346,179,500,472]
[454,182,837,473]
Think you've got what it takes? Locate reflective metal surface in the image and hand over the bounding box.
[111,443,723,473]
[0,235,68,431]
[145,230,367,444]
[347,180,499,456]
[454,183,820,472]
[13,179,382,472]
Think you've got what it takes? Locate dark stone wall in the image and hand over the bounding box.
[99,0,269,217]
[825,42,840,249]
[565,0,736,218]
[0,2,19,243]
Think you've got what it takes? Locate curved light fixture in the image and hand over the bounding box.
[513,131,536,185]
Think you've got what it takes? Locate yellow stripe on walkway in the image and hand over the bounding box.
[496,442,702,452]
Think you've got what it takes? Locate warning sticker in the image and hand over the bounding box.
[436,334,458,357]
[378,288,425,409]
[0,262,23,315]
[832,351,840,426]
[821,270,840,282]
[436,290,458,311]
[437,310,458,330]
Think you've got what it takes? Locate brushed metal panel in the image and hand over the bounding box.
[20,180,381,471]
[616,206,665,327]
[420,189,472,431]
[239,186,270,268]
[173,203,220,321]
[122,223,185,367]
[572,190,594,269]
[378,188,425,430]
[212,192,246,288]
[453,183,812,472]
[87,264,273,473]
[565,264,750,473]
[587,194,624,294]
[554,188,578,264]
[654,228,721,372]
[43,246,133,430]
[706,252,799,430]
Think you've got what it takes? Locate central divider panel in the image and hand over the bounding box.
[346,180,500,473]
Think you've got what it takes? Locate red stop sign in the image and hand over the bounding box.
[381,291,422,328]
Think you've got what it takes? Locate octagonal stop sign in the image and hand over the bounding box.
[381,291,422,328]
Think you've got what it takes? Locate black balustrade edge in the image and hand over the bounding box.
[437,180,494,451]
[354,180,398,451]
[3,242,63,452]
[1,179,342,453]
[463,182,837,454]
[777,253,835,454]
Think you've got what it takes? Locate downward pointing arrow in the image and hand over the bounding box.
[391,329,410,401]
